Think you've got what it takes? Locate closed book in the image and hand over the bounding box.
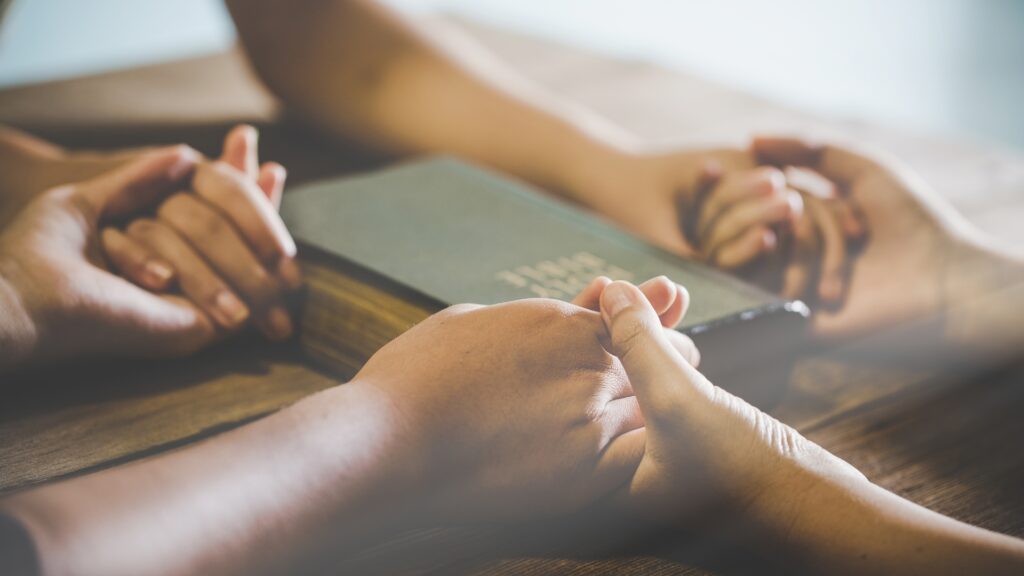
[281,157,808,406]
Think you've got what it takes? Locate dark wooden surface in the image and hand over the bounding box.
[1,20,1023,575]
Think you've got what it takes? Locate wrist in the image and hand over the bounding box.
[317,380,432,524]
[556,133,642,209]
[341,375,482,524]
[747,454,877,571]
[942,235,1024,357]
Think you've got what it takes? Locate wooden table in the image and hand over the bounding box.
[2,17,1023,575]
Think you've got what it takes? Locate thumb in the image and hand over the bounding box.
[77,146,198,223]
[600,281,713,417]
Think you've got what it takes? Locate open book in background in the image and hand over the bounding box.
[281,157,809,407]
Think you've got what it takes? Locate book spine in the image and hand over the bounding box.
[298,257,436,379]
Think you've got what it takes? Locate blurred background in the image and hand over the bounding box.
[0,0,1022,149]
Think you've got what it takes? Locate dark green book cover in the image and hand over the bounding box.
[282,157,808,405]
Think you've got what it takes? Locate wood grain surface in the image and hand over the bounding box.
[1,16,1022,575]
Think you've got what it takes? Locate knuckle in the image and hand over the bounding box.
[192,163,222,199]
[443,302,481,316]
[197,161,243,195]
[99,227,121,247]
[248,263,273,287]
[526,299,587,334]
[200,286,230,310]
[701,193,723,218]
[166,196,225,240]
[57,186,100,222]
[156,193,191,219]
[126,217,161,237]
[534,298,574,320]
[242,266,281,304]
[208,159,238,178]
[104,235,145,268]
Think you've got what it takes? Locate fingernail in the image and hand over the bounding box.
[266,306,293,340]
[640,275,671,290]
[603,282,638,316]
[167,146,199,180]
[785,165,837,199]
[786,191,805,220]
[676,283,690,307]
[281,234,298,260]
[143,261,173,286]
[215,290,249,326]
[277,258,303,290]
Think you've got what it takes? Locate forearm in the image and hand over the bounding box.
[762,467,1024,574]
[0,126,68,226]
[0,382,420,576]
[0,126,146,229]
[227,0,632,201]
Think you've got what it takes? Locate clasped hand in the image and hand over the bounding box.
[0,126,301,366]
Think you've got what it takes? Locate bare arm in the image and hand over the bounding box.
[225,0,638,204]
[0,296,653,575]
[0,168,651,573]
[0,126,69,226]
[225,0,864,299]
[775,469,1024,574]
[0,385,415,576]
[0,125,170,228]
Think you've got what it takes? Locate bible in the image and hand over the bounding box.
[281,157,809,406]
